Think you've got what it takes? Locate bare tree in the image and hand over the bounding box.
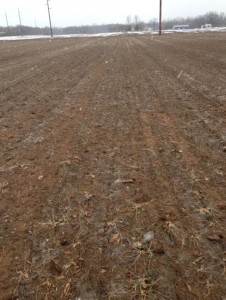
[126,15,132,31]
[134,15,139,31]
[126,15,131,25]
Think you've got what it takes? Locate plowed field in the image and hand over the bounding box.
[0,33,226,299]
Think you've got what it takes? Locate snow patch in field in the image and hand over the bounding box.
[164,27,226,34]
[0,35,51,41]
[0,32,125,41]
[0,31,153,41]
[0,27,226,41]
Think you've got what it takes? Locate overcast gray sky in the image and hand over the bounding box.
[1,0,226,27]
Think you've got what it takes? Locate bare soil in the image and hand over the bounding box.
[0,33,226,300]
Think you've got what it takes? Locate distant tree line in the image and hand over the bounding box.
[163,11,226,29]
[62,23,131,34]
[0,23,131,36]
[0,11,226,37]
[0,25,54,36]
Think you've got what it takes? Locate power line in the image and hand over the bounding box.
[46,0,53,37]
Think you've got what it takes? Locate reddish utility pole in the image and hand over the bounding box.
[159,0,162,36]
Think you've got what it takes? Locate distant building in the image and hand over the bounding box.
[172,25,190,30]
[201,24,212,29]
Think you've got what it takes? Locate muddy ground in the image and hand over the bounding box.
[0,33,226,299]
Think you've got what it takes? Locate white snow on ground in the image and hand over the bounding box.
[0,27,226,41]
[0,32,124,41]
[164,27,226,34]
[0,35,50,41]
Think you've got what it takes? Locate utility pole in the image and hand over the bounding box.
[159,0,162,36]
[18,8,23,37]
[46,0,53,37]
[5,12,9,32]
[34,19,37,35]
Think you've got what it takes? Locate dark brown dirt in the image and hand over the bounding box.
[0,33,226,300]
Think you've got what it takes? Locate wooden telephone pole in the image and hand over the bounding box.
[18,8,23,37]
[46,0,53,37]
[5,12,9,32]
[159,0,162,36]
